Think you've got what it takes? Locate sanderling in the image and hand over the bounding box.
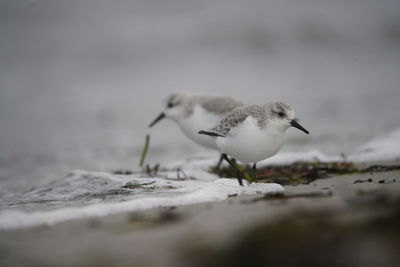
[149,92,243,168]
[199,101,309,185]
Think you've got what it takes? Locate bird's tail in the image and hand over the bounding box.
[198,130,223,137]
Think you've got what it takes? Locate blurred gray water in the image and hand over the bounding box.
[1,0,400,192]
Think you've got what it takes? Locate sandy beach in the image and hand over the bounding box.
[1,163,399,267]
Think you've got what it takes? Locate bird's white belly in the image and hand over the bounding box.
[177,106,220,150]
[216,117,286,163]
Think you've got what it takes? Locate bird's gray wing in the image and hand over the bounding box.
[207,106,253,137]
[200,97,243,116]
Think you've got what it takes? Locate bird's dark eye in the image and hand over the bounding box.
[167,102,174,108]
[278,111,285,117]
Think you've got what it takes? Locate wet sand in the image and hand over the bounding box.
[1,167,400,267]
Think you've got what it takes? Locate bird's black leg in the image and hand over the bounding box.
[252,162,257,183]
[214,154,224,172]
[221,154,243,186]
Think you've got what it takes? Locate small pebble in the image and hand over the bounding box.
[354,178,373,184]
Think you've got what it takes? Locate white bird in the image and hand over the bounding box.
[149,92,243,169]
[199,101,309,185]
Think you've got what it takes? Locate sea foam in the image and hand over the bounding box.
[0,171,283,230]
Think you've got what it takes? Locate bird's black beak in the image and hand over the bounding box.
[149,112,165,128]
[290,120,309,134]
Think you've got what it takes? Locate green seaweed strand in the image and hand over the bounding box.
[139,134,150,167]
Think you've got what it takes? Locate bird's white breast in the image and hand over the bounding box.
[216,116,286,163]
[176,105,220,150]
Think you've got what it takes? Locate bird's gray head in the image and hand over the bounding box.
[149,93,191,127]
[265,101,309,134]
[163,92,192,119]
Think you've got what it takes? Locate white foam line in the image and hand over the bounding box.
[0,179,283,230]
[349,128,400,162]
